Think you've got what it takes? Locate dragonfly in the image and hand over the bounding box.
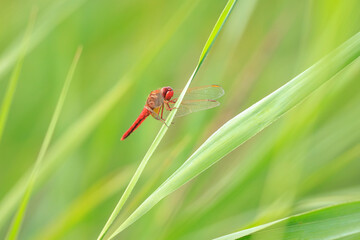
[121,85,224,140]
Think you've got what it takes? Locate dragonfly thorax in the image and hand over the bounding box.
[146,91,165,109]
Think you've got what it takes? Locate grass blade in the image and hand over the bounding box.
[214,201,360,240]
[5,47,82,240]
[198,0,237,66]
[0,10,36,143]
[110,31,360,234]
[98,1,238,239]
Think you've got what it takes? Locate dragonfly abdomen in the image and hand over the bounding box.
[121,108,151,140]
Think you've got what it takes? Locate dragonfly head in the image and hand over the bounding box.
[161,86,174,100]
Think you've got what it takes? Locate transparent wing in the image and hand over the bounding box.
[160,85,224,118]
[173,85,224,101]
[166,99,220,118]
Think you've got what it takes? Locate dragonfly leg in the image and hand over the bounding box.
[164,101,178,111]
[146,106,169,127]
[157,116,169,127]
[160,104,164,119]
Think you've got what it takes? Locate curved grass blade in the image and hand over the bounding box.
[109,32,360,235]
[183,56,360,226]
[100,1,238,239]
[0,9,36,143]
[214,201,360,240]
[5,47,82,240]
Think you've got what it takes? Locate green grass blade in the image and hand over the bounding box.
[214,201,360,240]
[5,47,82,240]
[198,0,237,66]
[0,10,36,143]
[110,31,360,235]
[100,1,238,239]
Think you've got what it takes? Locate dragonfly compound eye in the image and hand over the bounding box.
[161,87,173,100]
[165,88,174,100]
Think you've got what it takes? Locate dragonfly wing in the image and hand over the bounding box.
[173,85,224,101]
[167,99,220,118]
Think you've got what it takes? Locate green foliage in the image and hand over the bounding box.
[109,31,360,236]
[216,201,360,240]
[100,1,238,239]
[1,0,360,239]
[0,10,36,143]
[5,47,82,239]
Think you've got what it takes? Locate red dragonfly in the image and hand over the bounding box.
[121,85,224,140]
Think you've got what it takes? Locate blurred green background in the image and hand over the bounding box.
[1,0,360,239]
